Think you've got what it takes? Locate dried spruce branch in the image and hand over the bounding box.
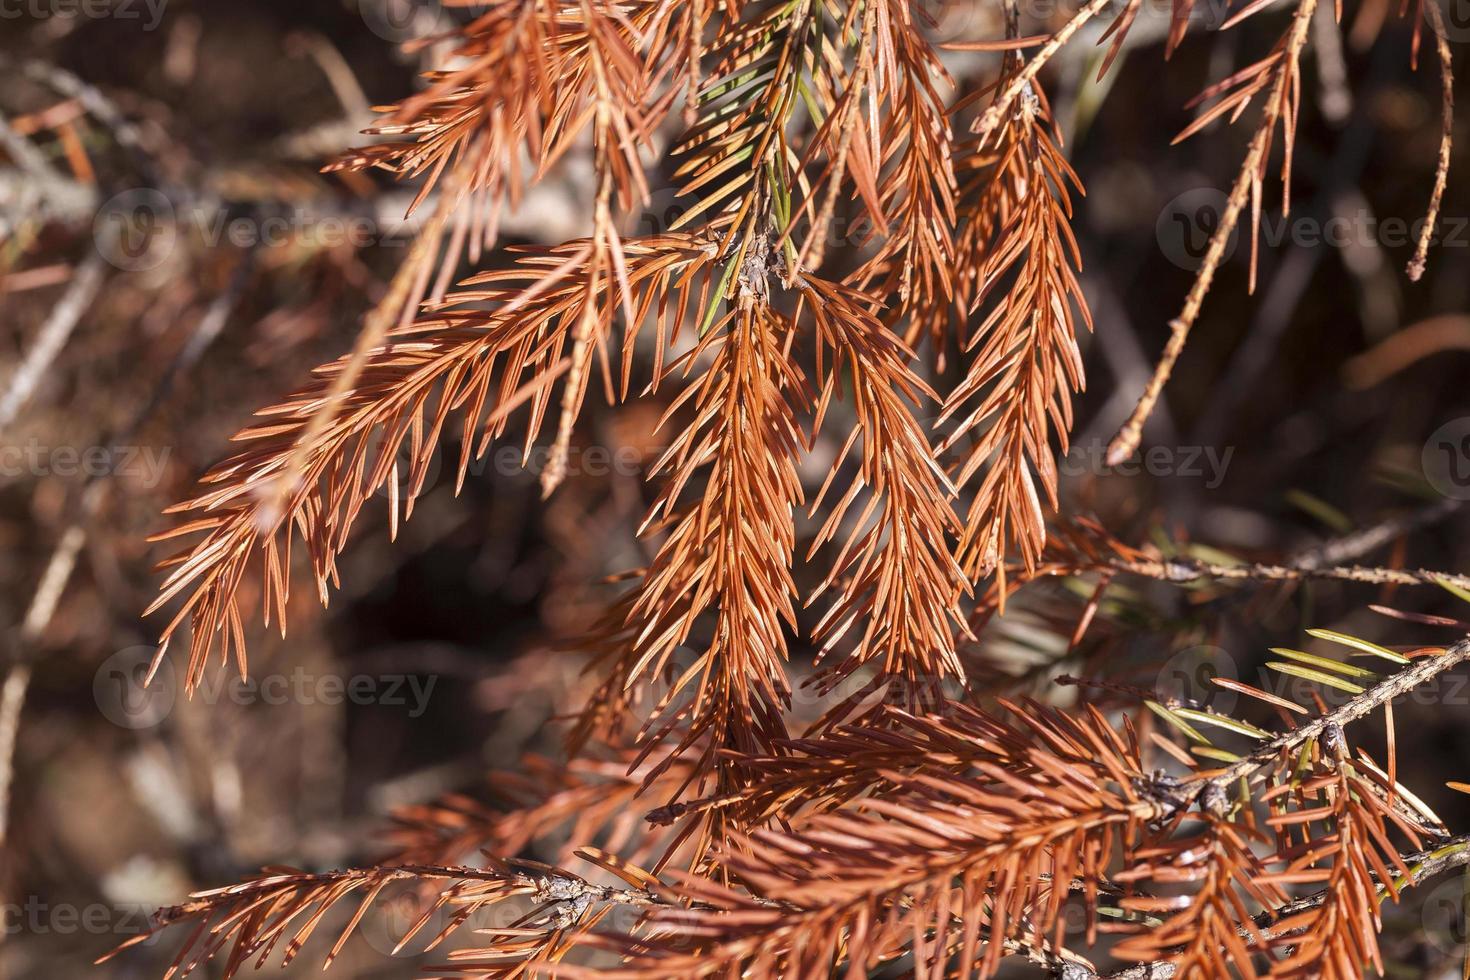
[1190,635,1470,798]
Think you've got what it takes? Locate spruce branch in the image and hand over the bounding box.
[1104,554,1470,594]
[1081,834,1470,979]
[1190,635,1470,796]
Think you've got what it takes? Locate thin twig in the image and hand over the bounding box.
[0,105,65,184]
[1107,553,1470,593]
[0,524,84,855]
[1289,497,1462,569]
[1408,0,1453,282]
[0,251,107,431]
[0,54,159,183]
[1107,0,1319,465]
[970,0,1115,140]
[1014,499,1464,594]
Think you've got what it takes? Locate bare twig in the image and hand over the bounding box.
[1108,0,1319,464]
[0,524,84,855]
[0,252,250,867]
[0,105,65,184]
[0,54,159,181]
[0,251,107,431]
[1290,497,1463,568]
[1108,553,1470,593]
[969,0,1115,140]
[1010,498,1464,594]
[1408,0,1453,281]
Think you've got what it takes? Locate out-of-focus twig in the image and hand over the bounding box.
[275,32,375,161]
[0,251,252,872]
[0,54,159,183]
[1312,0,1352,125]
[0,105,63,184]
[1017,499,1464,596]
[1289,497,1463,570]
[0,251,107,431]
[1408,1,1453,282]
[261,189,454,520]
[0,525,85,856]
[1342,315,1470,388]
